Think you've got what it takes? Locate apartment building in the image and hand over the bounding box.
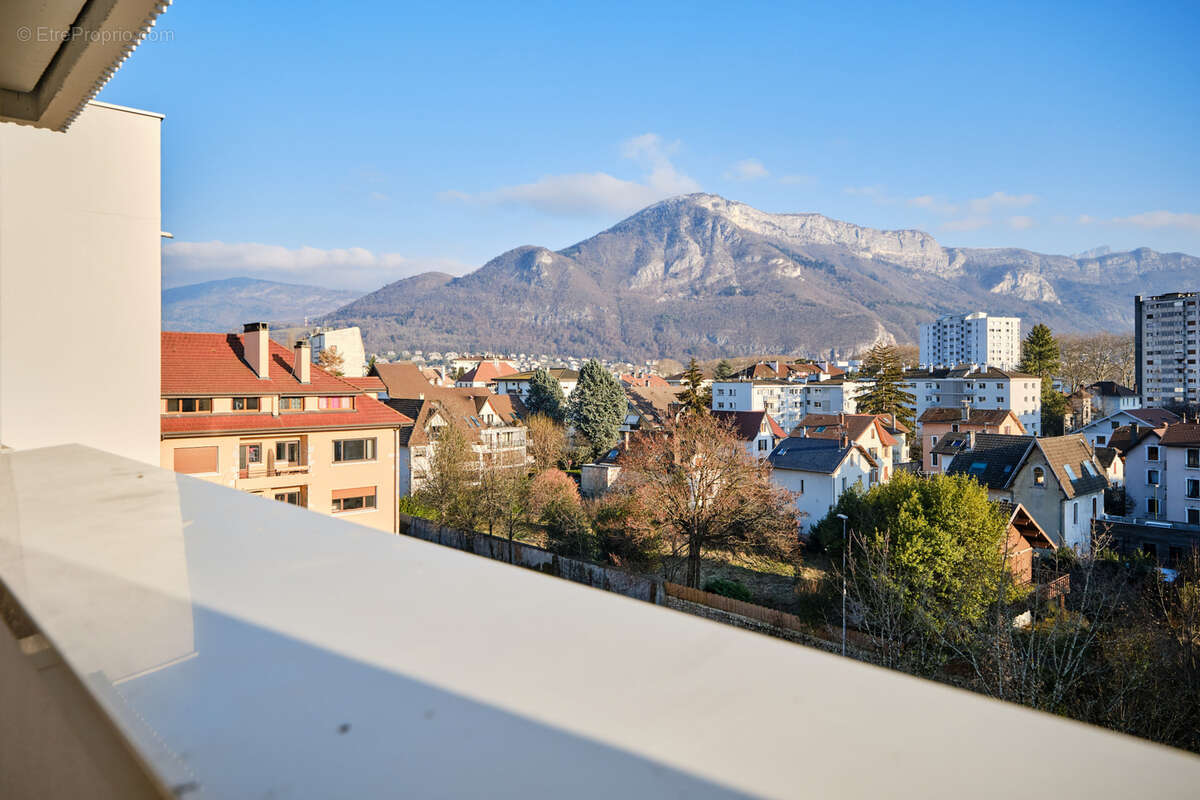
[904,367,1041,435]
[711,378,862,433]
[768,436,879,532]
[160,325,412,532]
[918,407,1025,474]
[493,368,580,401]
[919,312,1022,370]
[1135,292,1200,408]
[310,326,368,378]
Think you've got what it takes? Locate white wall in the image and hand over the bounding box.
[0,102,161,464]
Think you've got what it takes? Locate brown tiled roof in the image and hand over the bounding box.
[790,414,897,448]
[917,407,1022,429]
[458,360,518,384]
[1160,423,1200,447]
[1094,446,1120,470]
[1128,408,1183,427]
[626,385,684,427]
[381,380,523,447]
[1106,423,1165,455]
[711,410,781,442]
[1034,435,1109,499]
[946,434,1035,490]
[373,362,438,397]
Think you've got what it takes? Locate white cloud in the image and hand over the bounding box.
[941,216,992,232]
[1008,215,1036,230]
[725,158,769,181]
[967,191,1037,215]
[162,240,466,292]
[443,133,700,217]
[1109,210,1200,231]
[1077,214,1096,224]
[778,173,816,186]
[906,194,958,214]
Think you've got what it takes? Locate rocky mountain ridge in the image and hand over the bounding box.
[323,194,1199,360]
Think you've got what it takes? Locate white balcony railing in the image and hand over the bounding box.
[2,444,1199,798]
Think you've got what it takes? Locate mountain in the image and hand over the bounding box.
[324,194,1200,360]
[163,277,360,332]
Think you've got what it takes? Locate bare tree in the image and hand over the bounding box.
[317,344,346,377]
[526,413,568,473]
[1059,333,1136,391]
[616,413,797,588]
[415,422,479,530]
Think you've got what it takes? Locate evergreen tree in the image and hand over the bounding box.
[525,367,566,423]
[567,360,627,461]
[855,344,916,429]
[1019,324,1066,435]
[713,359,735,380]
[1018,324,1062,377]
[678,358,712,414]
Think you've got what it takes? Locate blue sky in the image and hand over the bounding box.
[101,0,1200,290]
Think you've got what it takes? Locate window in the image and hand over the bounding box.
[276,440,301,463]
[1148,469,1160,485]
[318,396,354,410]
[1189,508,1200,525]
[1072,502,1078,525]
[951,424,960,432]
[757,438,768,451]
[280,396,304,411]
[1147,446,1160,461]
[1033,466,1045,485]
[233,397,260,411]
[931,453,940,467]
[1063,464,1077,480]
[334,437,376,462]
[1188,479,1200,499]
[1189,449,1200,468]
[332,486,377,513]
[166,397,211,413]
[1092,497,1097,518]
[1148,497,1159,515]
[173,446,218,474]
[797,479,805,494]
[1095,435,1106,445]
[238,443,262,469]
[275,489,303,506]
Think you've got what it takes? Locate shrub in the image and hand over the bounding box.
[703,578,753,603]
[528,468,580,517]
[397,495,437,521]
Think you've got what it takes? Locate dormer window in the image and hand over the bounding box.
[318,396,353,410]
[1033,466,1046,486]
[233,397,260,411]
[280,396,304,410]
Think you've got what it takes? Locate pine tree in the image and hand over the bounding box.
[1018,324,1061,378]
[1019,324,1065,435]
[525,367,566,423]
[568,360,628,461]
[855,343,916,429]
[713,359,734,380]
[678,358,712,414]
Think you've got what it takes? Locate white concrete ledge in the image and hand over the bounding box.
[1,444,1198,798]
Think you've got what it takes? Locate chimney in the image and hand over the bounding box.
[838,411,846,427]
[967,430,976,450]
[839,432,849,449]
[293,340,311,384]
[244,322,269,379]
[1130,422,1140,441]
[961,399,971,422]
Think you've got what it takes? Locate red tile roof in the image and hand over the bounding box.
[791,413,897,448]
[162,332,359,395]
[1160,423,1200,447]
[1128,408,1182,427]
[458,360,517,384]
[342,376,387,392]
[161,395,412,437]
[712,410,782,442]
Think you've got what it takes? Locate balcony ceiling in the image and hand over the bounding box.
[0,0,170,131]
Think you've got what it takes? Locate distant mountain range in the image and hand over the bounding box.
[307,193,1199,360]
[163,277,359,332]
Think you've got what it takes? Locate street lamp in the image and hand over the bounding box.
[836,513,849,657]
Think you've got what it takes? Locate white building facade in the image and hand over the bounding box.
[310,326,368,378]
[920,312,1022,370]
[904,368,1041,435]
[1135,292,1200,408]
[711,379,862,434]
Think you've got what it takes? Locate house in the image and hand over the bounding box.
[712,410,786,458]
[621,385,684,437]
[455,359,518,388]
[917,407,1025,474]
[1094,446,1125,487]
[790,413,897,483]
[160,325,412,532]
[1109,422,1169,517]
[1064,387,1095,431]
[903,367,1042,435]
[1086,382,1141,419]
[711,378,864,433]
[945,433,1108,551]
[1153,423,1200,525]
[1073,407,1179,450]
[767,436,879,532]
[374,365,528,496]
[493,368,579,401]
[620,373,671,389]
[997,501,1058,584]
